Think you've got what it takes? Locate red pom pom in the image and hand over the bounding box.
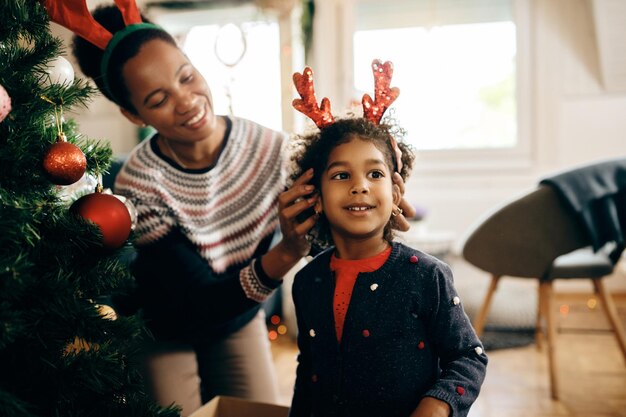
[71,192,132,249]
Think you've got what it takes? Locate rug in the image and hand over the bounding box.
[454,261,538,351]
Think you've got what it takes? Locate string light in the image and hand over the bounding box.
[587,298,597,309]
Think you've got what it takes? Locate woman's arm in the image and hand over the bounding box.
[133,230,274,325]
[130,169,319,328]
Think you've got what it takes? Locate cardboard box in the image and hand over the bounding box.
[189,396,289,417]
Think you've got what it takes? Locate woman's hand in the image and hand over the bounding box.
[261,169,318,279]
[392,172,417,231]
[277,168,319,256]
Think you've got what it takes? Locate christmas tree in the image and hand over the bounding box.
[0,1,179,416]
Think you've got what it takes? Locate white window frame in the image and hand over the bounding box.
[310,0,533,174]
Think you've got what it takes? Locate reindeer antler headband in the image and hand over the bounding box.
[292,59,403,172]
[40,0,160,102]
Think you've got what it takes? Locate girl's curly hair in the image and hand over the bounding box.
[288,116,415,250]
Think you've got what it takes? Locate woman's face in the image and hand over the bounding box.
[318,137,398,244]
[121,39,217,144]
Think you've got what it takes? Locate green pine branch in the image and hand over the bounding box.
[0,1,180,416]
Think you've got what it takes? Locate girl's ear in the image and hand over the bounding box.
[120,108,147,127]
[392,183,402,206]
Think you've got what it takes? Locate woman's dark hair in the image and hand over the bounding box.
[72,5,177,113]
[289,117,415,249]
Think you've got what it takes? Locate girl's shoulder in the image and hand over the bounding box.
[391,241,446,267]
[293,248,334,282]
[390,241,453,282]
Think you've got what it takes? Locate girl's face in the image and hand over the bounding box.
[317,137,399,245]
[121,39,218,144]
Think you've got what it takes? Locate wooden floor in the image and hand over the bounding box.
[269,293,626,417]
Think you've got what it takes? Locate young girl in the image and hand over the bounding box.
[288,62,487,417]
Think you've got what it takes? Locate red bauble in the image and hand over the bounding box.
[43,139,87,185]
[71,192,132,250]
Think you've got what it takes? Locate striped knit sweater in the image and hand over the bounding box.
[115,117,287,298]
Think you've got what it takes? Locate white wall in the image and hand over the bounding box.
[404,0,625,240]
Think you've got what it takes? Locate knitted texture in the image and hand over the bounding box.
[239,259,275,302]
[115,117,287,273]
[290,242,488,417]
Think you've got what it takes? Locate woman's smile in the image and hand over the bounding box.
[182,103,208,129]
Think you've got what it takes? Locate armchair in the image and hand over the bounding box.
[460,158,626,400]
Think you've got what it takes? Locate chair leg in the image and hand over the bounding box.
[593,279,626,362]
[473,274,501,337]
[535,283,543,350]
[539,281,559,400]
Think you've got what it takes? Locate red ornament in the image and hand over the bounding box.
[43,134,87,185]
[71,190,132,250]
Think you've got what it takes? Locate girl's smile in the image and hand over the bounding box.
[344,203,376,215]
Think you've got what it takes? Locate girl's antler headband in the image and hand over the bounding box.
[40,0,160,102]
[292,59,403,172]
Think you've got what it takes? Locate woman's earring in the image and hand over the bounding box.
[391,206,403,217]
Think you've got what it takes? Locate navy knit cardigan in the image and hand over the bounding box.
[289,242,487,417]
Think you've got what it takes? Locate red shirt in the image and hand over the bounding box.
[330,246,392,342]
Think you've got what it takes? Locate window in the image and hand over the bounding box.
[354,22,516,150]
[353,0,529,162]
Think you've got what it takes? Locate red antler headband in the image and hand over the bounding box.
[292,59,403,172]
[362,60,400,125]
[292,67,335,129]
[40,0,160,102]
[41,0,144,49]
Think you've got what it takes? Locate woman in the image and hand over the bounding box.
[68,3,415,415]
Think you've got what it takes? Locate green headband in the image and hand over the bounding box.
[100,23,162,104]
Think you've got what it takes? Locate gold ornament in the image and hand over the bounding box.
[63,336,99,356]
[96,304,117,320]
